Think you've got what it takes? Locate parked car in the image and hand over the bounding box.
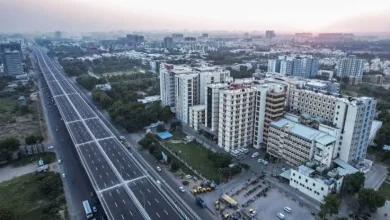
[277,213,285,219]
[47,145,54,150]
[92,206,97,213]
[251,152,259,158]
[284,207,292,213]
[179,187,185,193]
[156,166,162,172]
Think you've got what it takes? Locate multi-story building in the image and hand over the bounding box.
[280,59,293,75]
[189,105,206,131]
[194,67,230,104]
[288,88,376,163]
[2,50,23,76]
[253,84,286,148]
[336,55,364,79]
[267,59,281,73]
[174,73,199,124]
[159,63,192,108]
[218,83,256,152]
[267,117,336,167]
[163,37,174,49]
[265,30,276,40]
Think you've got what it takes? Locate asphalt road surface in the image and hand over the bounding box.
[34,47,193,220]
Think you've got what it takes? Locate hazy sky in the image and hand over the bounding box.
[1,0,390,34]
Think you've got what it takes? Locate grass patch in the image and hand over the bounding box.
[102,70,139,77]
[171,131,186,140]
[12,152,57,167]
[168,142,220,182]
[0,172,65,220]
[378,182,390,200]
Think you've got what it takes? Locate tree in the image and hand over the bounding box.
[342,172,365,195]
[156,124,166,132]
[0,138,20,151]
[358,189,386,213]
[318,194,341,219]
[0,205,13,220]
[170,160,180,172]
[335,217,348,220]
[25,134,38,145]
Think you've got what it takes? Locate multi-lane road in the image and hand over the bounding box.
[34,47,196,220]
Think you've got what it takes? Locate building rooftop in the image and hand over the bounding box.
[271,118,335,143]
[190,105,206,111]
[333,158,359,175]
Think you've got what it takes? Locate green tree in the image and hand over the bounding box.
[170,160,180,172]
[318,194,341,219]
[156,124,166,132]
[0,204,13,220]
[358,188,386,213]
[25,134,38,145]
[0,137,20,151]
[138,135,154,149]
[342,172,365,195]
[19,104,29,115]
[335,217,348,220]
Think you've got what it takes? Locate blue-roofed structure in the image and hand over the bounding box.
[156,131,173,140]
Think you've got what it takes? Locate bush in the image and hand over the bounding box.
[170,160,180,172]
[182,180,189,186]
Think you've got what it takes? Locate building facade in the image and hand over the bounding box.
[336,55,364,79]
[189,105,206,131]
[174,73,199,124]
[2,50,23,75]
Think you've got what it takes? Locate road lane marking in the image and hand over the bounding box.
[116,189,120,194]
[126,173,130,177]
[99,175,102,178]
[109,192,112,197]
[115,202,118,207]
[140,179,143,184]
[129,211,133,216]
[139,190,143,195]
[156,212,160,218]
[147,188,150,193]
[164,210,168,215]
[111,180,114,184]
[123,199,126,204]
[106,172,109,176]
[121,214,124,219]
[155,198,159,203]
[91,160,94,164]
[147,201,151,206]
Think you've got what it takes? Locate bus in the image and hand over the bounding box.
[82,200,93,218]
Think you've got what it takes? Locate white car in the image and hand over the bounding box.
[62,173,66,178]
[92,206,97,213]
[281,168,286,172]
[58,159,62,164]
[277,213,285,219]
[250,211,257,216]
[284,207,292,213]
[251,152,259,158]
[156,166,162,172]
[47,145,54,150]
[179,187,185,193]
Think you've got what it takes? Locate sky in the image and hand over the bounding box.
[1,0,390,34]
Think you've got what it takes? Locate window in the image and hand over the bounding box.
[313,183,315,187]
[298,176,301,179]
[321,187,324,191]
[305,179,308,183]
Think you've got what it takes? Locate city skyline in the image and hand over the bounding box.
[1,0,390,34]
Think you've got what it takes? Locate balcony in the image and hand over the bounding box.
[314,154,323,162]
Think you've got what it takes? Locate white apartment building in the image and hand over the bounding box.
[174,73,199,124]
[204,83,229,137]
[159,63,193,108]
[253,84,286,148]
[288,88,376,163]
[194,67,230,104]
[280,59,293,75]
[189,105,206,131]
[218,83,256,152]
[336,55,364,79]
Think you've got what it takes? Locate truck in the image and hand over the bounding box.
[195,197,206,208]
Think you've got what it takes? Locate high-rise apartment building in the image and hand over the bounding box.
[218,83,256,152]
[280,59,293,75]
[204,84,229,137]
[163,37,174,49]
[265,30,276,40]
[253,84,286,148]
[288,88,376,163]
[174,73,199,124]
[336,55,364,79]
[2,50,23,76]
[267,59,281,73]
[195,67,230,104]
[268,56,318,78]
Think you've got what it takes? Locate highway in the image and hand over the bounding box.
[34,47,192,220]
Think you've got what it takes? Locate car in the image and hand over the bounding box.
[47,145,54,150]
[62,173,66,178]
[179,187,185,192]
[58,159,62,164]
[156,166,162,172]
[185,175,192,180]
[90,192,95,197]
[156,180,161,185]
[250,211,257,216]
[284,207,292,213]
[251,152,259,158]
[277,213,285,219]
[92,206,97,213]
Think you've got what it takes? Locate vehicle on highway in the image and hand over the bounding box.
[58,159,62,164]
[82,200,93,218]
[156,180,161,185]
[284,207,292,213]
[179,187,185,193]
[62,173,66,178]
[47,145,54,150]
[92,206,97,213]
[156,166,162,172]
[277,213,285,219]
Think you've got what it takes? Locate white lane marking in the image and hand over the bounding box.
[88,154,91,157]
[139,190,143,195]
[155,198,159,203]
[156,212,160,218]
[102,165,104,168]
[140,179,143,184]
[95,167,98,171]
[126,173,130,177]
[109,192,112,197]
[129,211,133,216]
[115,202,118,207]
[106,172,109,176]
[147,188,151,193]
[91,160,94,164]
[164,210,168,215]
[116,189,120,194]
[104,182,107,187]
[133,182,137,186]
[127,164,131,168]
[123,199,126,204]
[147,201,151,206]
[121,214,124,219]
[99,175,102,178]
[111,180,114,184]
[97,158,100,162]
[133,171,136,175]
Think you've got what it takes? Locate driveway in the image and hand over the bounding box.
[364,162,388,190]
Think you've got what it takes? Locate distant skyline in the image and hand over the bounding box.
[1,0,390,34]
